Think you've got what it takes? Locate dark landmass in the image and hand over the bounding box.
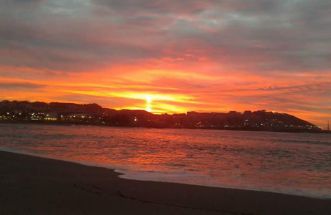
[0,100,321,132]
[1,151,330,215]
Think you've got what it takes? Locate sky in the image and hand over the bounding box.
[0,0,331,128]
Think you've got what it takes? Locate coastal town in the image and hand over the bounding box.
[0,100,322,132]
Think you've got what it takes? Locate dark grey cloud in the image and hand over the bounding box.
[256,82,331,93]
[93,0,212,15]
[0,81,45,90]
[0,0,330,73]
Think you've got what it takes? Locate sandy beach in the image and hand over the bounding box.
[0,151,330,215]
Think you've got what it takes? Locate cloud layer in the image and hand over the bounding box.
[0,0,330,127]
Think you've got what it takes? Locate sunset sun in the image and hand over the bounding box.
[145,95,153,112]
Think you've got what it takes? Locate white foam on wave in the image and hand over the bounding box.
[114,167,331,200]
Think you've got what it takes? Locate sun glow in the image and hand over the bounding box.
[145,95,153,112]
[62,88,195,114]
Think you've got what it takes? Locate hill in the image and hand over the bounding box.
[0,100,321,132]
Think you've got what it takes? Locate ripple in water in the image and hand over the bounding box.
[0,123,330,199]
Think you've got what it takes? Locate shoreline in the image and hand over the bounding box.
[1,150,330,215]
[0,121,329,134]
[0,120,331,134]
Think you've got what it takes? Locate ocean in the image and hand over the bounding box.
[0,123,330,199]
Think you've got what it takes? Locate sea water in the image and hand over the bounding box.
[0,123,330,198]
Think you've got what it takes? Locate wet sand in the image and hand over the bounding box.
[0,151,330,215]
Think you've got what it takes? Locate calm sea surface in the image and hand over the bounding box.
[0,123,330,198]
